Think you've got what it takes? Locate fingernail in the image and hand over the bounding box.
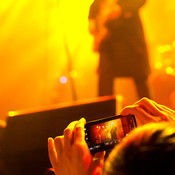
[48,137,53,142]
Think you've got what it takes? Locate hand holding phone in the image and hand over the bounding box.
[48,118,105,175]
[85,114,137,154]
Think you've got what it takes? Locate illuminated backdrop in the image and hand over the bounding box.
[0,0,175,121]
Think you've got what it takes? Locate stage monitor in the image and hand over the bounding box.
[2,96,117,175]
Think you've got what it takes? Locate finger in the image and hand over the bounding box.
[159,105,175,121]
[48,137,57,167]
[134,105,162,123]
[120,105,137,116]
[94,151,106,161]
[160,104,175,112]
[74,118,86,142]
[92,167,103,175]
[54,136,64,158]
[151,100,175,113]
[149,100,168,111]
[121,105,160,126]
[88,151,105,175]
[121,105,144,126]
[64,121,78,153]
[138,99,175,121]
[135,98,163,116]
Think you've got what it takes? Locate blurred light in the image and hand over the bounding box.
[158,44,171,53]
[155,61,163,69]
[70,70,78,78]
[172,41,175,48]
[60,76,67,84]
[110,122,114,126]
[166,66,173,74]
[158,46,165,53]
[164,44,171,52]
[8,111,17,117]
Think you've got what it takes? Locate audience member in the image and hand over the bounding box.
[48,98,175,175]
[104,122,175,175]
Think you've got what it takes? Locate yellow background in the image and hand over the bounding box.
[0,0,175,121]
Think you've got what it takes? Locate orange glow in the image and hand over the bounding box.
[172,41,175,48]
[1,0,175,121]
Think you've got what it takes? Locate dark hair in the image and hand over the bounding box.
[103,122,175,175]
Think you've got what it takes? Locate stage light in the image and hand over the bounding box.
[110,122,115,126]
[8,111,18,117]
[158,45,165,53]
[155,61,163,69]
[164,44,171,52]
[60,76,67,84]
[158,44,171,53]
[166,66,173,74]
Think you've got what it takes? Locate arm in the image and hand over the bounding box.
[48,118,105,175]
[120,98,175,127]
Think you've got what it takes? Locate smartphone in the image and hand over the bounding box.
[85,114,137,154]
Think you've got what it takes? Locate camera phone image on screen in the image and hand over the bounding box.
[85,115,136,153]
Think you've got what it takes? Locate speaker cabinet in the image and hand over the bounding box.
[2,96,117,175]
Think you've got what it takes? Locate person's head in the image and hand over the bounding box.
[103,122,175,175]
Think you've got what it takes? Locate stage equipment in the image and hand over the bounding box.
[2,96,118,175]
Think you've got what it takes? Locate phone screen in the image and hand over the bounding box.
[85,114,137,154]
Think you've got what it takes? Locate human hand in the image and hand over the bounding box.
[120,98,175,126]
[48,118,105,175]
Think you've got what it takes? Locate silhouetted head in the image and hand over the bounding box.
[104,122,175,175]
